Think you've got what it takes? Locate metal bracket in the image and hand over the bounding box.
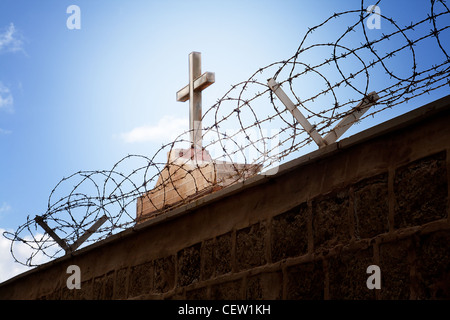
[268,79,326,147]
[70,215,108,251]
[322,91,380,145]
[35,215,108,254]
[35,215,70,253]
[268,78,379,148]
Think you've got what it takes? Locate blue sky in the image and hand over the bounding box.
[0,0,449,282]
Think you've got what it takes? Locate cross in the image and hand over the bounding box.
[176,52,215,150]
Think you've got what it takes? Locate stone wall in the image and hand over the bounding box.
[1,95,449,300]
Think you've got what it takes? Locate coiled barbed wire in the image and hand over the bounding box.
[3,0,449,267]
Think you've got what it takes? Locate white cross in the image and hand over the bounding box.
[176,52,215,149]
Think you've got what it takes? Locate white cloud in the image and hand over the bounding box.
[0,203,11,214]
[0,229,34,283]
[0,23,24,54]
[0,23,22,114]
[120,115,189,143]
[0,228,54,283]
[0,128,12,135]
[0,83,13,113]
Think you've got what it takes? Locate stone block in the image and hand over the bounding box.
[312,190,350,249]
[210,279,243,300]
[129,261,153,298]
[154,256,175,294]
[246,271,283,299]
[201,238,215,281]
[236,223,267,271]
[271,203,308,262]
[286,261,324,300]
[93,275,104,299]
[415,230,450,299]
[215,232,232,276]
[186,286,208,300]
[201,233,232,280]
[353,173,389,239]
[78,279,93,300]
[178,243,201,287]
[104,271,115,300]
[114,268,128,299]
[328,247,375,299]
[394,152,448,229]
[379,238,412,299]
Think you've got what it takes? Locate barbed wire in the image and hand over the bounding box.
[3,0,449,267]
